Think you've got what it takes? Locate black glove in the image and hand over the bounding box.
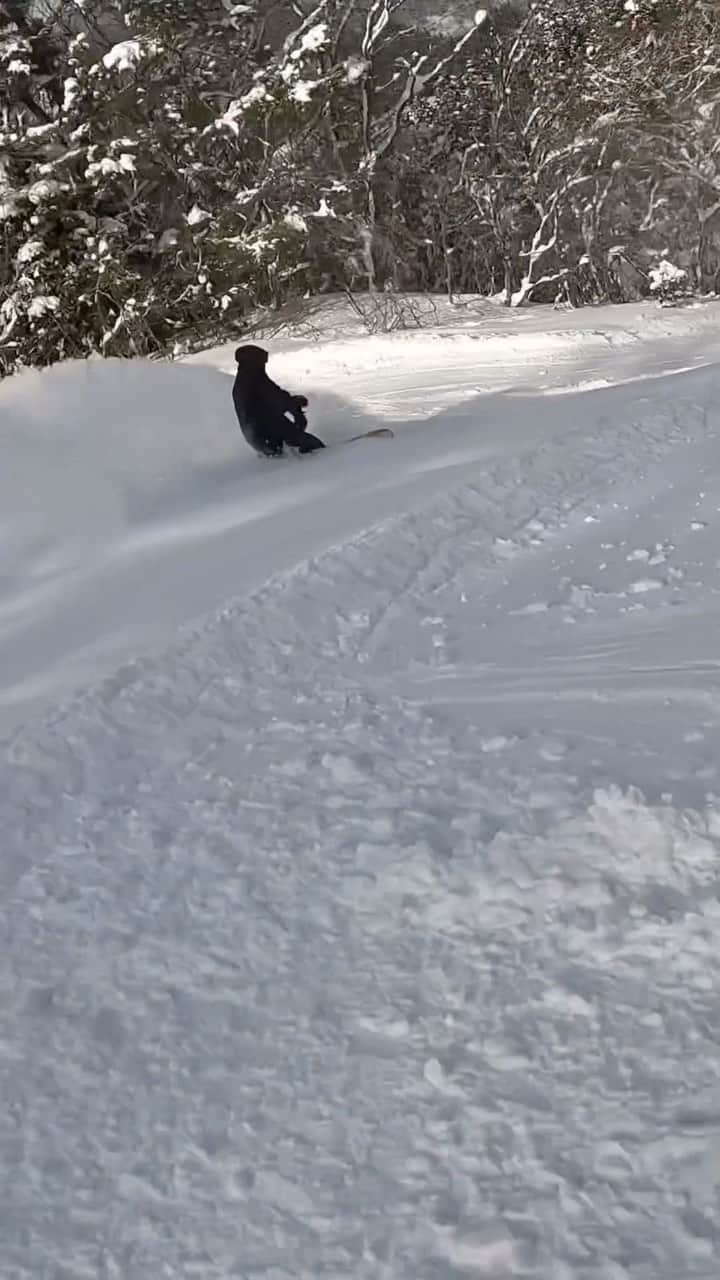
[292,394,308,409]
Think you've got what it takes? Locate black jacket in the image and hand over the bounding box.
[232,344,309,456]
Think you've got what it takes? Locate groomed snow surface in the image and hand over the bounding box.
[2,297,720,1278]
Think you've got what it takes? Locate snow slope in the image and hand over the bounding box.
[0,296,718,730]
[3,298,720,1278]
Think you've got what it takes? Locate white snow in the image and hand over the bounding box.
[292,22,328,56]
[27,293,60,318]
[344,53,368,84]
[3,295,720,1276]
[310,195,336,218]
[650,258,689,299]
[290,78,319,103]
[62,75,81,111]
[102,39,145,73]
[85,152,136,179]
[283,209,309,232]
[214,84,271,132]
[15,238,44,265]
[186,203,211,227]
[26,177,65,204]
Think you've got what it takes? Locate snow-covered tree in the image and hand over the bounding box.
[1,0,719,372]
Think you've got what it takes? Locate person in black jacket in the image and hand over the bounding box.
[232,344,326,457]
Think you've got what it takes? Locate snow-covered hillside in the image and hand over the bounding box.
[1,297,717,730]
[2,298,720,1278]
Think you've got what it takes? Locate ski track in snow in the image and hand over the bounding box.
[3,301,720,1277]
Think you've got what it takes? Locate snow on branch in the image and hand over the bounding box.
[374,9,487,160]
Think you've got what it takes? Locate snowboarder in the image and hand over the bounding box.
[232,344,326,458]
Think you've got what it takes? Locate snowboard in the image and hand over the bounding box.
[262,427,394,460]
[344,428,395,443]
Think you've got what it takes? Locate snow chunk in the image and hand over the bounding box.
[85,154,135,180]
[214,85,270,133]
[15,239,43,265]
[63,77,81,111]
[423,1057,446,1089]
[649,259,688,293]
[284,210,308,233]
[25,124,56,140]
[26,179,64,204]
[235,186,260,205]
[186,204,211,227]
[291,22,328,58]
[344,55,368,84]
[102,40,145,73]
[310,197,336,219]
[242,83,271,108]
[28,295,60,319]
[290,79,319,104]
